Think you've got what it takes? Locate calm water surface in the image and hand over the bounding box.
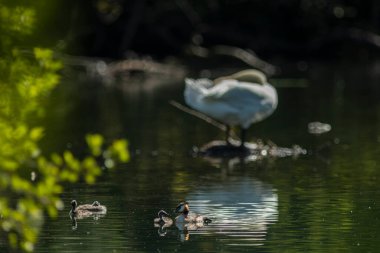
[34,62,380,252]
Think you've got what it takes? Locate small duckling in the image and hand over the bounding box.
[154,210,173,236]
[70,200,107,216]
[175,201,212,224]
[154,210,173,225]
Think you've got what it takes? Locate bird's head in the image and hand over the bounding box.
[158,210,170,218]
[175,201,189,213]
[71,200,77,209]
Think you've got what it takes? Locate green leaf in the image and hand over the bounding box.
[110,139,130,162]
[50,153,62,166]
[1,159,19,171]
[86,134,104,156]
[29,127,44,141]
[33,48,52,60]
[63,151,80,171]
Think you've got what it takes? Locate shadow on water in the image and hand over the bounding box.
[30,61,380,252]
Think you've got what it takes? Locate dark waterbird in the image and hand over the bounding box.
[175,201,212,224]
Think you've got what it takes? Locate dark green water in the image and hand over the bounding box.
[35,62,380,252]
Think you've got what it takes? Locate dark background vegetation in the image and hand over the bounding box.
[32,0,380,61]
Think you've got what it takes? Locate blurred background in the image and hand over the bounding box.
[32,0,380,60]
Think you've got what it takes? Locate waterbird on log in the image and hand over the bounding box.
[184,69,278,148]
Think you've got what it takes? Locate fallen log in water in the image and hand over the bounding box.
[197,139,307,159]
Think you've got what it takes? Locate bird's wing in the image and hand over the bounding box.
[185,78,214,89]
[203,81,277,126]
[203,81,269,105]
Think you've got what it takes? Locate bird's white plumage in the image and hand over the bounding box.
[184,76,277,129]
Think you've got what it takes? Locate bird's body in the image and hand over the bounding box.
[175,201,212,224]
[154,210,173,226]
[70,200,107,217]
[184,69,277,146]
[175,212,208,223]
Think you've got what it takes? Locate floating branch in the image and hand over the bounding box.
[211,45,278,76]
[186,44,278,76]
[52,52,185,78]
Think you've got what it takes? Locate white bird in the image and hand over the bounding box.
[184,69,278,147]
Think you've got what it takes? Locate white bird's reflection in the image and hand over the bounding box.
[153,177,278,247]
[183,178,278,246]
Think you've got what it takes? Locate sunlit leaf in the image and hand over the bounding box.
[63,151,80,171]
[59,170,78,182]
[104,158,115,169]
[34,48,53,61]
[11,176,31,193]
[14,125,28,139]
[85,174,96,184]
[82,157,101,177]
[50,153,62,166]
[86,134,104,156]
[110,139,130,162]
[21,241,34,253]
[1,159,19,171]
[29,127,44,141]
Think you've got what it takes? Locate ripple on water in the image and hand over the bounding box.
[178,178,278,248]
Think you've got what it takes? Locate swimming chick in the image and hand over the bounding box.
[70,200,107,216]
[175,201,212,224]
[154,210,173,236]
[154,210,173,226]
